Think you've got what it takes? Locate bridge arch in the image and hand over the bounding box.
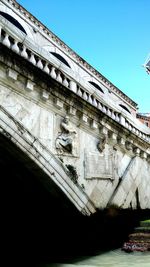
[0,3,34,40]
[0,105,95,215]
[88,81,104,94]
[119,103,131,114]
[0,11,27,34]
[43,45,76,71]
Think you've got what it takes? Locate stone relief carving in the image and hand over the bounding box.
[84,150,114,180]
[125,141,133,151]
[97,135,107,153]
[55,116,77,154]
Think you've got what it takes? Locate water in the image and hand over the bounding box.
[72,249,150,267]
[45,249,150,267]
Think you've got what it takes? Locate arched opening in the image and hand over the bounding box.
[50,52,70,68]
[88,81,104,93]
[0,11,27,34]
[0,133,84,262]
[1,124,149,262]
[119,104,131,113]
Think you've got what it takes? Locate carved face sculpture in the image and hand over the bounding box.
[64,115,69,124]
[97,136,106,152]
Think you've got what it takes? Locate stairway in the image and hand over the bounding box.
[122,220,150,252]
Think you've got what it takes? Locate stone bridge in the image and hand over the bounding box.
[0,0,150,216]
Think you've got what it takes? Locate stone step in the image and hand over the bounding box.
[134,226,150,233]
[140,220,150,227]
[122,241,150,252]
[129,232,150,241]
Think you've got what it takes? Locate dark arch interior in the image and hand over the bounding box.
[0,133,83,262]
[1,133,149,264]
[88,81,104,93]
[0,11,27,34]
[50,52,70,68]
[119,104,131,113]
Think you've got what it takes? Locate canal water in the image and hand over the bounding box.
[72,249,150,267]
[42,249,150,267]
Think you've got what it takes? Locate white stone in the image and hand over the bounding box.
[55,99,63,109]
[26,80,35,91]
[41,90,49,100]
[91,120,98,130]
[0,0,150,213]
[81,114,88,124]
[7,68,18,81]
[68,106,76,116]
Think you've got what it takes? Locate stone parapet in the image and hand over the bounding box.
[0,0,139,108]
[0,0,150,211]
[0,23,149,144]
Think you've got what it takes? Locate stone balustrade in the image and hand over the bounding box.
[0,22,150,145]
[0,5,150,213]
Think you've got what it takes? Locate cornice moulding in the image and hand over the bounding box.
[1,0,138,109]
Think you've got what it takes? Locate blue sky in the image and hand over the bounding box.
[17,0,150,113]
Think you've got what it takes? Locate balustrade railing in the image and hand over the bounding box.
[0,22,150,143]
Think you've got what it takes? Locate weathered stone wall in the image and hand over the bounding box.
[0,47,149,211]
[0,0,150,213]
[0,0,140,118]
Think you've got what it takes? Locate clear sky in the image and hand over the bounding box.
[17,0,150,113]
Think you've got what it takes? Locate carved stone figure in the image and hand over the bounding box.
[125,141,132,151]
[56,116,77,154]
[97,135,107,153]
